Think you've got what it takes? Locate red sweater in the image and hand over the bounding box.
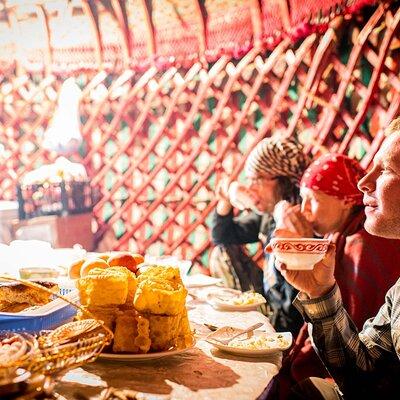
[333,208,400,330]
[288,208,400,385]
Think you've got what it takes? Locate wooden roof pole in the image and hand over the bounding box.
[111,0,131,68]
[141,0,156,61]
[36,5,52,76]
[278,0,291,33]
[250,0,263,50]
[81,0,104,70]
[193,0,207,65]
[6,8,22,76]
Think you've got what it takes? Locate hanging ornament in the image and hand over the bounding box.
[43,78,83,155]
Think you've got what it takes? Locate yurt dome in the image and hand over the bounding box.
[0,0,399,269]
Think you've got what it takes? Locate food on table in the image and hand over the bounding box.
[1,303,31,313]
[75,259,193,354]
[0,335,28,366]
[134,275,187,315]
[68,259,86,279]
[97,252,113,262]
[0,281,59,313]
[131,254,145,266]
[174,309,192,349]
[137,265,182,286]
[108,252,139,273]
[143,312,181,351]
[228,333,290,350]
[77,268,131,306]
[77,306,118,330]
[0,333,37,388]
[68,251,144,279]
[113,311,151,353]
[79,258,109,277]
[218,291,266,306]
[106,267,138,303]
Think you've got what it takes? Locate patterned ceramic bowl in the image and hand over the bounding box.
[269,238,330,270]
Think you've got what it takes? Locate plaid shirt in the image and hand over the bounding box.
[293,281,400,393]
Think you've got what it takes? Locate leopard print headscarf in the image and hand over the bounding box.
[245,137,311,186]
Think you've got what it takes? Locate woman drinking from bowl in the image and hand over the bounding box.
[211,136,311,335]
[272,153,400,387]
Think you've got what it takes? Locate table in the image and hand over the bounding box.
[55,286,281,400]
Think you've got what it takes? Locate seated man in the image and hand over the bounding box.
[279,153,400,328]
[211,136,310,334]
[275,153,400,385]
[276,118,400,398]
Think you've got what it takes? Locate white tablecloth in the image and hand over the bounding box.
[56,285,281,400]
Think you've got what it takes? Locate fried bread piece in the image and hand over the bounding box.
[0,302,31,313]
[112,310,151,353]
[142,312,181,351]
[137,266,183,286]
[174,309,194,349]
[76,306,119,330]
[77,268,128,306]
[104,267,137,303]
[0,280,59,311]
[134,278,187,315]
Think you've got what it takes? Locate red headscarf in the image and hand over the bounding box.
[300,153,365,205]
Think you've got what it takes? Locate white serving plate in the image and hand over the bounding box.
[206,330,292,357]
[98,343,195,361]
[182,274,222,288]
[206,291,266,311]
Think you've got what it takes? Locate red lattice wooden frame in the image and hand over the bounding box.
[0,3,399,271]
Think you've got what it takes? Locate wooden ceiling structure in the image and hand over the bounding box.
[0,0,399,269]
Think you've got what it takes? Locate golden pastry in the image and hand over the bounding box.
[77,268,128,306]
[174,309,194,349]
[76,306,118,330]
[143,313,181,351]
[104,267,137,303]
[68,258,85,279]
[108,252,138,273]
[137,266,183,286]
[0,281,59,312]
[113,310,151,353]
[134,278,187,315]
[80,258,109,277]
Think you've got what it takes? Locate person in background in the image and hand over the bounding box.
[210,136,311,334]
[276,117,400,399]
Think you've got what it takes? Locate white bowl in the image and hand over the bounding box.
[269,238,330,270]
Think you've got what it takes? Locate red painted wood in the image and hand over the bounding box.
[0,4,399,271]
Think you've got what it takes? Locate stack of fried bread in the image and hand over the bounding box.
[73,252,193,353]
[0,281,59,313]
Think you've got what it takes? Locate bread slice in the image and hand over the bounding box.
[0,280,59,310]
[113,310,151,353]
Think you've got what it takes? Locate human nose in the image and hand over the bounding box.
[357,169,376,194]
